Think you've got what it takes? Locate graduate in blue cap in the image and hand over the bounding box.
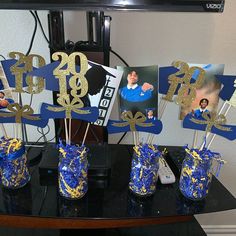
[120,71,154,102]
[193,98,209,119]
[146,108,157,121]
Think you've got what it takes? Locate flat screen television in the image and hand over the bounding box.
[0,0,225,12]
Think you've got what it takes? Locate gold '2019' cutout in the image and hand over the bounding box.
[163,61,206,107]
[48,52,90,118]
[9,51,45,94]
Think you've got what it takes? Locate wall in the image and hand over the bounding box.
[0,0,235,229]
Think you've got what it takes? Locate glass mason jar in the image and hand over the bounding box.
[1,147,30,189]
[179,154,213,201]
[58,148,88,200]
[129,150,160,197]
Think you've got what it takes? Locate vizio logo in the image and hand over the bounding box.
[206,3,223,9]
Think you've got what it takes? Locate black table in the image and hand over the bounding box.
[0,144,235,234]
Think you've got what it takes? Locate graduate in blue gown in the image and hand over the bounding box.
[120,71,154,102]
[193,98,209,119]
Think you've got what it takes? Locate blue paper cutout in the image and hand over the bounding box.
[0,110,48,128]
[107,118,163,135]
[40,103,99,122]
[27,61,79,91]
[216,75,236,101]
[183,113,236,141]
[1,59,39,88]
[0,79,4,90]
[159,66,180,95]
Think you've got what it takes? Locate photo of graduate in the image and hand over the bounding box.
[180,64,224,120]
[0,64,15,110]
[118,65,158,119]
[0,91,14,109]
[192,98,209,119]
[120,71,154,102]
[146,108,157,121]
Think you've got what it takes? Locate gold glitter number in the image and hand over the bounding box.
[163,61,189,102]
[25,54,46,94]
[9,52,45,94]
[9,52,30,93]
[52,52,89,108]
[52,52,70,76]
[69,52,88,100]
[176,66,205,107]
[52,52,69,97]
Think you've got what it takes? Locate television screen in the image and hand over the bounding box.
[0,0,225,12]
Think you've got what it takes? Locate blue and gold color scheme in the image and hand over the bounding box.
[0,137,30,189]
[129,144,162,196]
[0,103,48,128]
[58,141,88,200]
[179,146,225,201]
[183,112,236,140]
[107,111,163,135]
[40,102,98,121]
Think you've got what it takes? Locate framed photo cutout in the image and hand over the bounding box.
[179,64,224,120]
[117,65,158,120]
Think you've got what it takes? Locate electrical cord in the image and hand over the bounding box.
[29,94,33,107]
[27,125,62,152]
[38,186,48,215]
[26,11,38,56]
[110,49,129,67]
[0,54,6,60]
[34,11,50,44]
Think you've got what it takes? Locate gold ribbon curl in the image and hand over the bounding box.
[0,103,40,123]
[190,111,231,133]
[47,96,90,119]
[112,111,154,131]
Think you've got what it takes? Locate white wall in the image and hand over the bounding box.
[0,0,235,228]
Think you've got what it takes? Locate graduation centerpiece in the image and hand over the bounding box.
[28,51,122,199]
[108,66,163,196]
[0,52,48,189]
[160,60,233,200]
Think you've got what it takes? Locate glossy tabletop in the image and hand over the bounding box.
[0,144,235,229]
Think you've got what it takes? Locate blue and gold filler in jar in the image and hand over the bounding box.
[0,137,30,189]
[58,140,88,200]
[129,144,162,197]
[179,146,225,201]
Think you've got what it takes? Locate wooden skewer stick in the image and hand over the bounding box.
[0,124,7,137]
[192,130,198,149]
[159,100,168,120]
[68,118,72,145]
[64,119,69,145]
[150,134,155,145]
[136,131,139,145]
[133,131,137,146]
[82,123,90,146]
[207,103,232,150]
